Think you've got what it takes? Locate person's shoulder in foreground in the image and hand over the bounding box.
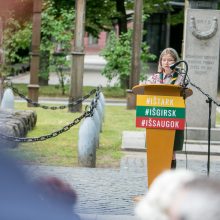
[135,169,220,220]
[135,169,195,220]
[0,140,80,220]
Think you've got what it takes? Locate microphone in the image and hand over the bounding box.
[170,60,189,88]
[169,60,183,70]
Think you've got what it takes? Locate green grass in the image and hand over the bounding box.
[216,113,220,125]
[11,83,126,99]
[7,84,220,167]
[9,102,142,168]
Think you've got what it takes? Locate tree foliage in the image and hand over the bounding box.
[40,0,75,52]
[169,9,184,26]
[49,0,173,37]
[50,0,118,37]
[1,19,32,76]
[100,30,156,88]
[2,0,173,67]
[1,0,175,85]
[3,19,32,64]
[49,0,172,89]
[2,0,74,82]
[143,0,172,13]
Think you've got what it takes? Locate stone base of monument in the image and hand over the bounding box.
[186,127,220,142]
[121,128,220,155]
[0,109,37,148]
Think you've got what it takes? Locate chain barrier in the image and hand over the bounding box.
[5,82,101,110]
[0,85,101,142]
[91,90,100,109]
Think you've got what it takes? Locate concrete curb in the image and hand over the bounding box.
[121,131,220,155]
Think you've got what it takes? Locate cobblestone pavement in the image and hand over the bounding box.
[27,160,146,215]
[25,152,220,216]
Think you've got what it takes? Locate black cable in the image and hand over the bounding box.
[182,60,188,88]
[175,63,189,170]
[184,121,188,170]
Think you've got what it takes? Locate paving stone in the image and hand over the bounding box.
[25,152,220,217]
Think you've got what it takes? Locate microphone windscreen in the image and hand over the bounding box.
[169,60,182,70]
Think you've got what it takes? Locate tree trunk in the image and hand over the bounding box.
[39,50,50,86]
[120,74,129,89]
[115,0,127,35]
[115,0,128,89]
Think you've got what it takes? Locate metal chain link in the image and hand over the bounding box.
[5,82,101,110]
[0,104,95,142]
[91,90,100,109]
[0,84,101,142]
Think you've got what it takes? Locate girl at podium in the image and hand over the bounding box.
[145,48,184,169]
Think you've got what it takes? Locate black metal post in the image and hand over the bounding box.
[206,97,212,176]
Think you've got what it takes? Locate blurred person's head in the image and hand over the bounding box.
[36,176,77,209]
[169,177,220,220]
[135,169,195,220]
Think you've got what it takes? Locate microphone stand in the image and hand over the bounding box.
[176,60,213,176]
[175,62,188,99]
[206,97,212,176]
[188,79,214,176]
[181,61,188,87]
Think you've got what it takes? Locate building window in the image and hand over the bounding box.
[88,34,98,45]
[143,13,167,58]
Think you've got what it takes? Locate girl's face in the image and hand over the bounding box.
[161,54,175,74]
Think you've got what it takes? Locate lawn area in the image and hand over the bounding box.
[6,84,220,168]
[216,112,220,125]
[9,101,142,168]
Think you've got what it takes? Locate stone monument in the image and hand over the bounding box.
[121,2,220,151]
[183,8,220,141]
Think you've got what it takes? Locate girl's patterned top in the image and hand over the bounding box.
[144,72,184,86]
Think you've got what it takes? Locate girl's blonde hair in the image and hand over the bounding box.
[158,48,180,72]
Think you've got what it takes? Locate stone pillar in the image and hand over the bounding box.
[183,7,220,141]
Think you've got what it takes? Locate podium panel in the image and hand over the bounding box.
[132,84,192,187]
[146,129,175,186]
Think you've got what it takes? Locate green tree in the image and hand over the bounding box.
[2,0,75,87]
[2,18,32,76]
[2,0,173,65]
[2,0,175,87]
[100,30,156,89]
[50,0,172,36]
[51,0,117,37]
[50,53,70,95]
[39,0,74,85]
